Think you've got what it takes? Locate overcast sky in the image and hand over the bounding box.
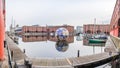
[6,0,116,30]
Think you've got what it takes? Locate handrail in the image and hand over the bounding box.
[6,41,12,68]
[110,35,120,51]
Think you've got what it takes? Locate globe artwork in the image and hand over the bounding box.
[55,28,69,40]
[55,40,68,52]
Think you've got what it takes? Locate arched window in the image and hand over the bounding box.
[87,30,91,34]
[118,18,120,26]
[97,30,101,34]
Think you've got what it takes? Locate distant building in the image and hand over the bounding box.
[9,24,22,35]
[22,24,74,43]
[22,26,47,33]
[22,25,74,36]
[14,27,22,35]
[10,24,15,35]
[76,26,83,34]
[83,24,110,34]
[110,0,120,37]
[47,25,74,36]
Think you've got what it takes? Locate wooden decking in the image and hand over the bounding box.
[5,34,119,68]
[16,52,118,68]
[5,34,27,61]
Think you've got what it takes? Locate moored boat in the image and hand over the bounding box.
[89,39,106,43]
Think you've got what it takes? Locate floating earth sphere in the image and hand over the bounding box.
[55,28,69,40]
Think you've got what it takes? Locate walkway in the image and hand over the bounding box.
[5,34,27,61]
[0,48,9,68]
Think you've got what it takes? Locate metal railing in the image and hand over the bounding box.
[110,35,120,51]
[6,41,12,68]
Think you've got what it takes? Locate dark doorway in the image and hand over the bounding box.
[87,30,91,34]
[97,30,101,34]
[118,18,120,26]
[118,18,120,37]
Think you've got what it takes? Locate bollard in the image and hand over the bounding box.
[27,62,32,68]
[14,61,18,68]
[24,59,32,68]
[77,50,80,57]
[4,40,6,48]
[24,59,29,65]
[11,50,13,60]
[23,49,25,53]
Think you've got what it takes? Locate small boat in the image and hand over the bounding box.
[89,39,106,43]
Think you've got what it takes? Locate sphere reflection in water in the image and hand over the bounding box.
[55,40,69,52]
[55,28,69,40]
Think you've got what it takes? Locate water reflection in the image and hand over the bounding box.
[22,36,47,42]
[22,35,74,43]
[21,35,105,54]
[83,38,105,54]
[56,40,68,52]
[16,34,105,58]
[22,35,106,47]
[22,35,73,52]
[76,35,83,41]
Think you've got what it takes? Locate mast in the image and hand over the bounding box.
[94,18,96,34]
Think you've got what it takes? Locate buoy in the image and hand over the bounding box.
[0,0,5,60]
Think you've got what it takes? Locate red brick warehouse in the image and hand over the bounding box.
[22,25,74,36]
[83,24,110,34]
[110,0,120,37]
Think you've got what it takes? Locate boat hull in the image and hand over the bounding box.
[89,39,106,43]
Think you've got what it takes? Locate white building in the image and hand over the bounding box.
[76,26,83,34]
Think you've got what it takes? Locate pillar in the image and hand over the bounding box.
[0,0,5,60]
[3,0,5,40]
[77,50,80,57]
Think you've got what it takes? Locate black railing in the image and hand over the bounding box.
[6,41,12,68]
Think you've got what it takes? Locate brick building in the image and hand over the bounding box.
[83,24,110,34]
[22,25,74,36]
[110,0,120,37]
[47,25,74,36]
[22,26,47,33]
[22,25,74,43]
